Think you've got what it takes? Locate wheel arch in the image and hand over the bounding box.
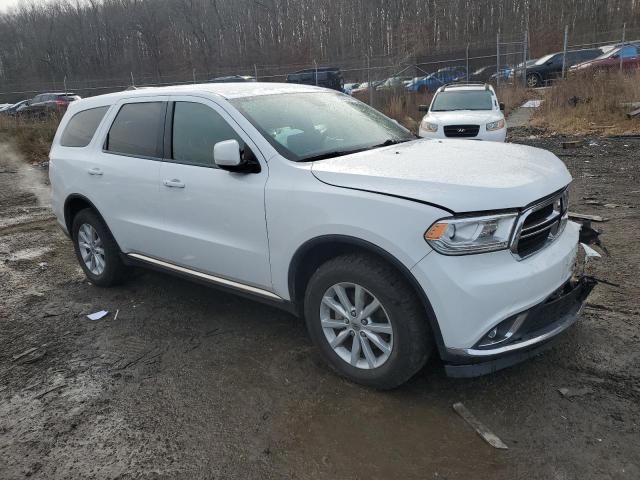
[287,235,448,358]
[63,194,121,250]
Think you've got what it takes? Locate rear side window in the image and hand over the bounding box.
[172,102,241,167]
[106,102,165,158]
[60,106,109,148]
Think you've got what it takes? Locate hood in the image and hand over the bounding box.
[426,110,503,125]
[311,139,571,213]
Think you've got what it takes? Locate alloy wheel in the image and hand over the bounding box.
[78,223,106,276]
[320,282,394,369]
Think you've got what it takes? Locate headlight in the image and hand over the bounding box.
[421,120,438,132]
[424,213,518,255]
[486,119,505,131]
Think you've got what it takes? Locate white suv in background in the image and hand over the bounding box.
[49,83,594,389]
[418,83,507,142]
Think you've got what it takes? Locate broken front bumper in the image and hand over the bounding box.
[444,275,596,378]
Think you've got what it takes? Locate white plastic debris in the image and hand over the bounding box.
[521,99,543,108]
[87,310,109,321]
[581,243,601,259]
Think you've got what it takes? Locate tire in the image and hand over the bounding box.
[304,254,433,390]
[526,73,541,88]
[72,208,127,287]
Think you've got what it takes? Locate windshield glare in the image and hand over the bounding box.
[431,90,494,111]
[231,92,414,161]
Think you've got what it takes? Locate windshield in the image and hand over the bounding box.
[431,90,494,111]
[534,54,555,66]
[231,92,414,162]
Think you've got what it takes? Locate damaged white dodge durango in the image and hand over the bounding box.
[49,83,595,389]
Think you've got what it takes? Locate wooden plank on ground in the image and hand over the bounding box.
[569,212,607,222]
[452,402,508,450]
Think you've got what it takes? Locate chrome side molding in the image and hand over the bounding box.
[127,253,283,301]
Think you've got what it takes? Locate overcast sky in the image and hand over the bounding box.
[0,0,51,12]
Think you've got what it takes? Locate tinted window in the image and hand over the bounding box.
[106,102,164,157]
[172,102,241,167]
[61,106,109,147]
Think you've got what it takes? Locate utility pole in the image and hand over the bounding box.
[561,25,569,79]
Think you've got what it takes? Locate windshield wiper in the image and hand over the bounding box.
[300,148,369,162]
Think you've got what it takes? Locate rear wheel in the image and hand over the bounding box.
[304,254,432,389]
[72,209,127,287]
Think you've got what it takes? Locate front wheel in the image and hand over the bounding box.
[304,254,432,389]
[526,73,541,88]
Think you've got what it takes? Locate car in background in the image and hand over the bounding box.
[418,83,506,142]
[569,43,640,74]
[513,49,604,87]
[343,83,360,95]
[0,100,29,117]
[286,67,343,91]
[0,103,11,111]
[468,65,498,82]
[351,80,383,95]
[17,93,81,118]
[210,75,256,83]
[406,66,466,93]
[376,76,413,91]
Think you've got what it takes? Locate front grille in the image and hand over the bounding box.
[511,190,568,259]
[444,124,480,138]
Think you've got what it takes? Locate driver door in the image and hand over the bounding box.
[154,96,272,290]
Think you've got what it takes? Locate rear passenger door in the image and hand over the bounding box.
[90,96,168,256]
[155,96,271,290]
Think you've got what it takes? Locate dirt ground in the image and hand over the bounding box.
[0,130,639,480]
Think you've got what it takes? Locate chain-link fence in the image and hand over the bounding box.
[1,24,638,105]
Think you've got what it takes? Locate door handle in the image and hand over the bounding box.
[163,179,186,188]
[88,168,103,176]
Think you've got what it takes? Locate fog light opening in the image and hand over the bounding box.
[476,312,528,349]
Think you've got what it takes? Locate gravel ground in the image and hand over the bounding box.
[0,131,638,480]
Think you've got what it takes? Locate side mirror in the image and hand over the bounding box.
[611,54,620,59]
[418,105,429,112]
[213,139,261,173]
[546,60,553,66]
[499,103,505,111]
[214,139,242,169]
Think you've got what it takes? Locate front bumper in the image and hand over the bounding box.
[443,275,596,377]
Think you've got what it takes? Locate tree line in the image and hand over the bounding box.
[0,0,638,99]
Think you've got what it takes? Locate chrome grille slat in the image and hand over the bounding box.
[510,190,569,260]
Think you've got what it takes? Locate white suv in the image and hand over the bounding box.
[418,83,507,141]
[49,83,594,389]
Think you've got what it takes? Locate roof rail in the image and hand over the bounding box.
[441,82,487,91]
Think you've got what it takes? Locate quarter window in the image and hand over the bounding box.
[60,106,109,148]
[172,102,241,167]
[106,102,165,158]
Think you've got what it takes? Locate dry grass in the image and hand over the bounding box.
[0,115,59,163]
[532,71,640,135]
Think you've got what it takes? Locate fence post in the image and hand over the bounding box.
[192,68,196,84]
[523,30,528,88]
[466,43,470,81]
[620,23,626,72]
[562,25,569,79]
[254,64,258,82]
[130,71,135,87]
[496,31,500,87]
[63,75,67,92]
[367,54,373,106]
[314,59,318,86]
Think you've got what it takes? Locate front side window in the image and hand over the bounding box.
[61,106,109,147]
[106,102,164,158]
[172,102,241,167]
[619,46,638,58]
[231,92,414,162]
[431,90,494,112]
